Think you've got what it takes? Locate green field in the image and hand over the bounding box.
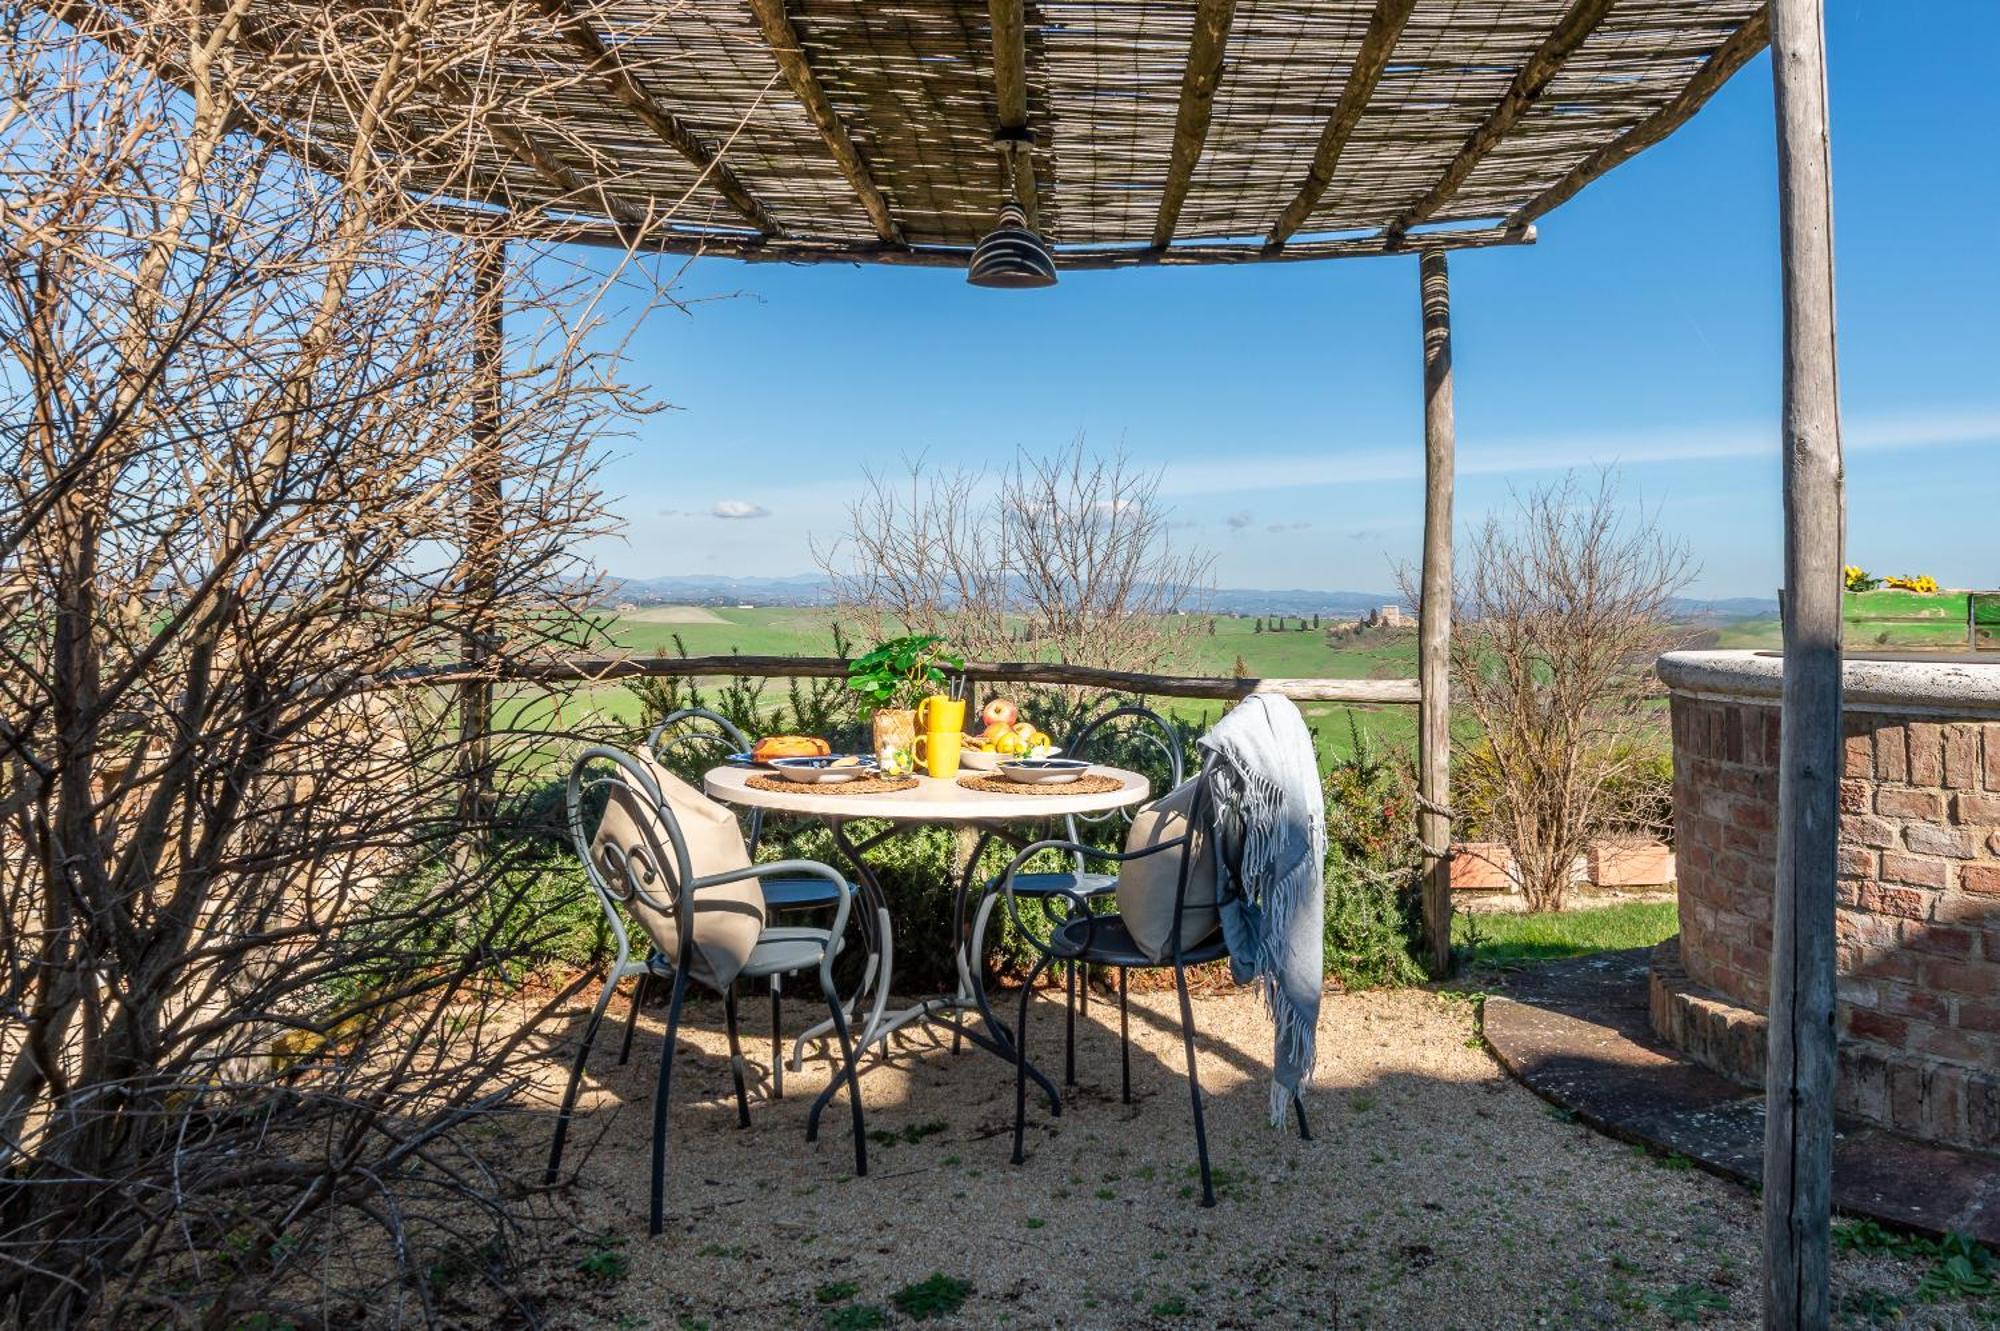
[576,606,1424,764]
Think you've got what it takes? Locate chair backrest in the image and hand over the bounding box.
[1062,703,1188,870]
[567,746,697,973]
[1065,703,1187,791]
[648,707,769,852]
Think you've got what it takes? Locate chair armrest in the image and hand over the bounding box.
[691,858,853,942]
[986,835,1186,962]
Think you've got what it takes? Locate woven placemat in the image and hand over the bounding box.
[956,773,1125,797]
[744,773,918,796]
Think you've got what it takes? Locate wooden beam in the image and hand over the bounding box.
[1266,0,1417,250]
[1417,248,1456,978]
[986,0,1040,225]
[1509,7,1771,228]
[1763,0,1843,1324]
[421,204,1534,268]
[535,0,779,235]
[1385,0,1615,244]
[380,654,1426,706]
[458,237,506,833]
[1152,0,1238,248]
[427,68,656,232]
[744,0,902,244]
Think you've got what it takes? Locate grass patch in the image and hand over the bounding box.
[1455,900,1678,969]
[822,1306,888,1331]
[892,1273,972,1321]
[866,1118,949,1148]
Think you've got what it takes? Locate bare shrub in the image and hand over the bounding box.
[0,3,684,1322]
[1422,475,1693,912]
[818,439,1214,673]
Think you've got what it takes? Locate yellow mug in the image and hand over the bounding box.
[912,730,961,780]
[915,694,966,734]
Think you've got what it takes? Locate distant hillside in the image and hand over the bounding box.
[601,573,1779,621]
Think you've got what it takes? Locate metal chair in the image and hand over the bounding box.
[638,707,853,1098]
[960,704,1185,1084]
[990,771,1310,1207]
[545,746,866,1236]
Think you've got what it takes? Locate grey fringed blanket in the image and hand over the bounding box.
[1199,693,1325,1125]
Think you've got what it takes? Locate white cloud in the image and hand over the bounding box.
[1224,510,1254,530]
[1266,520,1313,533]
[712,499,771,520]
[1155,407,2000,499]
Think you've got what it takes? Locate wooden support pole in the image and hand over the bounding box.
[459,237,506,834]
[1152,0,1237,249]
[1763,0,1843,1325]
[1386,0,1613,246]
[1417,248,1455,977]
[986,0,1040,226]
[744,0,902,243]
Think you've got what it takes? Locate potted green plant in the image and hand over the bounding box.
[848,634,963,768]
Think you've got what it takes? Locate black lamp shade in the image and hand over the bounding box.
[967,201,1057,288]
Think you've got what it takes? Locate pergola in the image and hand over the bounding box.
[161,0,1843,1323]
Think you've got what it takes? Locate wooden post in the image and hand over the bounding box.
[459,236,506,834]
[1417,248,1455,977]
[1764,0,1843,1326]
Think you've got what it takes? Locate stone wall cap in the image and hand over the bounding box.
[1657,650,2000,720]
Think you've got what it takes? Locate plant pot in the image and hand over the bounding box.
[871,708,916,762]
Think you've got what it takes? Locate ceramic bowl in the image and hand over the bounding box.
[996,758,1089,785]
[769,755,878,784]
[958,747,1003,772]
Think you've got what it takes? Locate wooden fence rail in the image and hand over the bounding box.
[376,653,1423,706]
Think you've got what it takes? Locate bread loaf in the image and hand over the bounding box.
[751,734,832,762]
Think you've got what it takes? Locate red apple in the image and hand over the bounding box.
[982,698,1019,729]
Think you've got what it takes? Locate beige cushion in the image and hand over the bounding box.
[587,753,766,989]
[1116,778,1219,963]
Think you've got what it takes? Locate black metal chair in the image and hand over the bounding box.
[990,771,1310,1207]
[960,704,1185,1084]
[545,746,866,1235]
[640,707,854,1098]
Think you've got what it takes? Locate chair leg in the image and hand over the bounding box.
[648,964,692,1237]
[723,983,751,1129]
[1119,967,1132,1106]
[1064,963,1077,1088]
[545,967,621,1185]
[1172,959,1215,1208]
[1013,954,1053,1167]
[823,975,868,1177]
[770,978,784,1101]
[618,971,648,1066]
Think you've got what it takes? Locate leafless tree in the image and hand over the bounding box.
[1422,474,1694,912]
[819,440,1214,673]
[0,3,685,1322]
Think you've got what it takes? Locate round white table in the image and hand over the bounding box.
[704,763,1150,1130]
[703,763,1148,822]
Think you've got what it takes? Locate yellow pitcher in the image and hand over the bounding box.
[914,694,966,734]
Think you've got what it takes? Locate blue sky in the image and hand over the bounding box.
[576,0,1999,599]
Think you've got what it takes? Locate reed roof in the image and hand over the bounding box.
[213,0,1773,268]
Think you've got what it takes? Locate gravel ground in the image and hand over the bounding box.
[507,981,1985,1330]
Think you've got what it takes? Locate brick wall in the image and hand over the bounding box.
[1663,693,2000,1150]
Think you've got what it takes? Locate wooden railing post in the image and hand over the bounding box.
[1417,247,1456,977]
[1764,0,1843,1325]
[459,236,506,836]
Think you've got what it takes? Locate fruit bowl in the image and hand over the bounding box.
[959,747,1004,772]
[769,755,879,784]
[996,758,1089,786]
